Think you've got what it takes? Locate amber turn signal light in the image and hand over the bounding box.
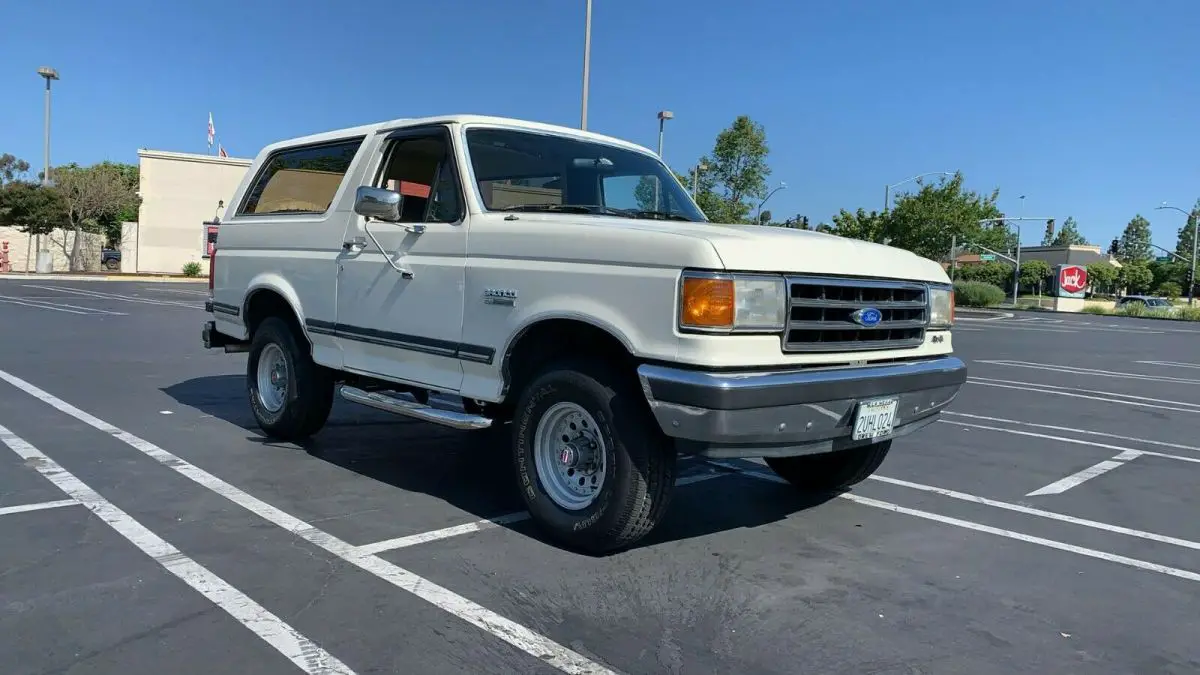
[680,276,735,328]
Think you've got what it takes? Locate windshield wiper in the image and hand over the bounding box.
[622,209,694,222]
[495,204,626,216]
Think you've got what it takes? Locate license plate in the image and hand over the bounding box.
[852,398,899,441]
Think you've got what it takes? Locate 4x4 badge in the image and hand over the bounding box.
[483,288,518,306]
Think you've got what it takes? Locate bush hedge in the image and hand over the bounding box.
[953,281,1006,308]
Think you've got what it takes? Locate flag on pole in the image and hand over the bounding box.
[218,144,228,158]
[207,113,215,149]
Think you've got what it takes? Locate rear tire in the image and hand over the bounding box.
[246,316,334,441]
[764,441,892,492]
[512,360,675,554]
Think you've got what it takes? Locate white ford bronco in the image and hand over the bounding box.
[203,114,966,553]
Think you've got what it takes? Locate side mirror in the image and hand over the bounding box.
[354,186,401,222]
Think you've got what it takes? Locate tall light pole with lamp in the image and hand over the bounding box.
[691,161,707,201]
[884,171,954,211]
[755,182,787,225]
[36,66,59,272]
[651,110,673,209]
[1155,203,1199,306]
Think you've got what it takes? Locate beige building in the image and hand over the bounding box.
[125,149,252,274]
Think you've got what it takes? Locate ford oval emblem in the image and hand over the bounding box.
[850,307,883,327]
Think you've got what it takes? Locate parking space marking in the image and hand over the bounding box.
[0,367,618,675]
[967,377,1200,414]
[1138,360,1200,370]
[943,420,1200,471]
[961,324,1080,334]
[701,461,1200,584]
[978,360,1200,385]
[0,498,78,517]
[353,469,728,556]
[147,287,210,297]
[23,284,203,309]
[867,474,1200,552]
[0,295,129,316]
[942,411,1200,453]
[1026,451,1142,496]
[0,423,356,675]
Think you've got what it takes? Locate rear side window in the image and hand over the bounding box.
[238,137,363,216]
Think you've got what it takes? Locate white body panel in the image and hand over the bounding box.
[210,114,956,405]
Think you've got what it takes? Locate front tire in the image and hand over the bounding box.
[764,441,892,492]
[246,316,334,441]
[512,360,675,554]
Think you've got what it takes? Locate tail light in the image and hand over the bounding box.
[208,249,216,293]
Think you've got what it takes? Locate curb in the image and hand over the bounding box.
[955,308,1014,321]
[0,273,208,283]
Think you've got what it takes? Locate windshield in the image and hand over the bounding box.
[1147,299,1172,307]
[463,127,707,222]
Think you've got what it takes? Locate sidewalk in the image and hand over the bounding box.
[0,272,207,283]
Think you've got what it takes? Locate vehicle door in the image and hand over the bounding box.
[335,126,468,392]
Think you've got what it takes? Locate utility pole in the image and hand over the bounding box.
[691,162,706,200]
[580,0,592,130]
[949,234,957,282]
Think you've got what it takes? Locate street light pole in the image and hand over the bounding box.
[652,110,673,209]
[691,162,706,201]
[36,66,59,267]
[580,0,592,130]
[884,171,954,211]
[1155,204,1199,306]
[755,182,787,225]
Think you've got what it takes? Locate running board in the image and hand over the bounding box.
[338,386,492,430]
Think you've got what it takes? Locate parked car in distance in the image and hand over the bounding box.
[1116,295,1178,313]
[101,247,121,271]
[201,114,967,554]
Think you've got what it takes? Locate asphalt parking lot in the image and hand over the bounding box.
[1,279,1198,674]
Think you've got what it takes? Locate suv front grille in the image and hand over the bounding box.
[784,276,929,352]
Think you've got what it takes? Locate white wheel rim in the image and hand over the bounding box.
[256,343,288,413]
[533,402,606,511]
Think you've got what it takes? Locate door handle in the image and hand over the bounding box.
[342,237,366,252]
[404,224,427,235]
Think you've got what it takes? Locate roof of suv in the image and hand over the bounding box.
[260,114,655,158]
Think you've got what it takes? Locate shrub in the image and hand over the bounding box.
[1115,303,1146,317]
[1081,305,1111,315]
[182,261,203,277]
[953,280,1006,307]
[1178,307,1200,321]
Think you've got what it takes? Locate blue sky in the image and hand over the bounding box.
[2,0,1197,251]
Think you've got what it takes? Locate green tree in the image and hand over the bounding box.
[52,163,140,271]
[1050,216,1088,246]
[1174,198,1200,262]
[695,116,770,224]
[1,153,33,184]
[0,180,68,236]
[828,207,888,243]
[1117,215,1153,263]
[883,172,1007,261]
[1118,262,1153,294]
[1156,281,1182,299]
[1019,259,1053,290]
[957,261,1011,288]
[1086,261,1119,295]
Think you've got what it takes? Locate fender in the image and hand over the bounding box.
[240,273,307,341]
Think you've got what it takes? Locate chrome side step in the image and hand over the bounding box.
[339,386,492,430]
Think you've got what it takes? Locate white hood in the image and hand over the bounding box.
[692,223,950,283]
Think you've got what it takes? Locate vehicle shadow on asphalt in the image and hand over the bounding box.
[163,375,838,554]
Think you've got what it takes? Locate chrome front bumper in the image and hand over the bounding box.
[637,356,967,459]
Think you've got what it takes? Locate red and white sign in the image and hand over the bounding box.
[1059,265,1088,294]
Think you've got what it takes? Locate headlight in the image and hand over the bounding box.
[679,272,787,332]
[929,286,954,327]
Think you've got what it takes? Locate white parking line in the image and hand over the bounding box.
[705,461,1200,584]
[940,420,1200,467]
[0,423,356,674]
[0,498,78,517]
[942,411,1200,453]
[23,284,202,309]
[1026,450,1142,496]
[0,296,92,314]
[353,470,728,556]
[1137,360,1200,370]
[967,377,1200,414]
[0,367,617,675]
[977,360,1200,385]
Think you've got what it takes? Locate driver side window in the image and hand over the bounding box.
[377,134,463,223]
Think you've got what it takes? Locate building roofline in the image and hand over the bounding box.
[137,149,253,167]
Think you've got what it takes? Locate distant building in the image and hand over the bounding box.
[1017,244,1121,269]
